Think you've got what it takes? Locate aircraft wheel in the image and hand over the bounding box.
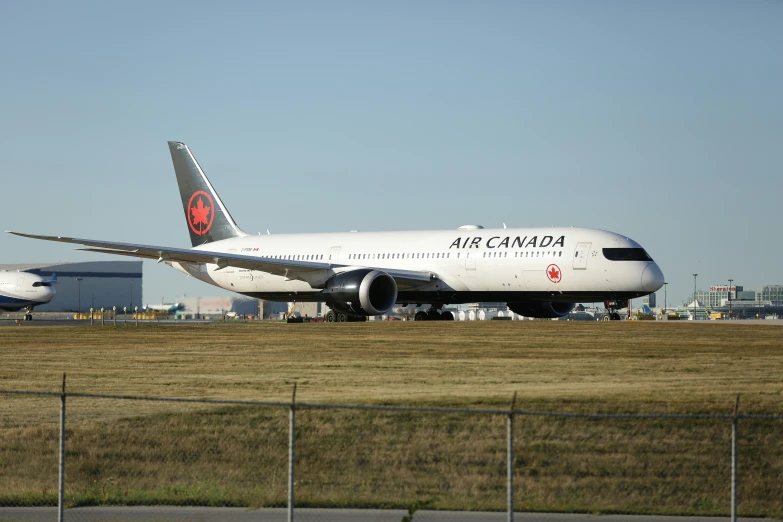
[611,312,622,321]
[325,311,336,322]
[602,315,611,321]
[414,311,428,321]
[441,311,454,321]
[337,313,348,323]
[426,310,442,321]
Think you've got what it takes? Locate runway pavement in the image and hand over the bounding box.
[0,507,771,522]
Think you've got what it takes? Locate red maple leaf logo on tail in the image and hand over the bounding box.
[546,264,562,283]
[187,191,215,236]
[191,197,211,227]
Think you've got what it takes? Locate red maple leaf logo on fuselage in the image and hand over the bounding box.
[546,264,562,283]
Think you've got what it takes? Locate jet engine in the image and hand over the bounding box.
[507,301,575,319]
[324,269,398,317]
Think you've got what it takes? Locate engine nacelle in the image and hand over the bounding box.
[324,269,398,317]
[507,301,575,319]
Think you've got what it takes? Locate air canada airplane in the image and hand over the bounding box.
[0,271,56,320]
[8,142,664,322]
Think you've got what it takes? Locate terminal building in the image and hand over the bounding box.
[0,261,142,312]
[690,283,783,318]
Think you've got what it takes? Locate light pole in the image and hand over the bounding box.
[728,279,733,319]
[130,280,134,312]
[663,282,668,315]
[75,276,83,314]
[693,273,698,320]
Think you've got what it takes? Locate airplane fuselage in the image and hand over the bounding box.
[0,272,56,312]
[171,226,663,305]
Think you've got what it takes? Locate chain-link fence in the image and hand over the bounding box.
[1,385,781,522]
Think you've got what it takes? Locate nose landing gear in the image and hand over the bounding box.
[602,300,629,321]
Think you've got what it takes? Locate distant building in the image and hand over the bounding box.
[177,295,259,318]
[0,261,142,312]
[643,293,657,308]
[266,301,322,319]
[757,285,783,304]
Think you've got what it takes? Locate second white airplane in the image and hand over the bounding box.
[9,141,664,322]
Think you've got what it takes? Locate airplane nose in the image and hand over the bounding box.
[641,263,665,293]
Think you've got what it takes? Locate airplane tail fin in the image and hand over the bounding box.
[167,141,247,247]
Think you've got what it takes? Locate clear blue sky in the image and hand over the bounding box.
[1,1,781,306]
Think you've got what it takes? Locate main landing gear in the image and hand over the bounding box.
[414,307,454,321]
[601,300,629,321]
[324,311,366,323]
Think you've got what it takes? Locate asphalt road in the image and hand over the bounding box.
[0,508,771,522]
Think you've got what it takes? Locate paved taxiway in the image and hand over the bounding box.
[0,508,773,522]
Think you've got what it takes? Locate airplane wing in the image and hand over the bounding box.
[6,232,435,289]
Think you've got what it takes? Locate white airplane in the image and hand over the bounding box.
[0,271,57,320]
[8,142,664,322]
[144,302,185,313]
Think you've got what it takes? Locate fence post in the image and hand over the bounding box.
[58,373,66,522]
[731,394,740,522]
[288,383,297,522]
[507,391,517,522]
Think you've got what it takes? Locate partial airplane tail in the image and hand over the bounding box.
[168,141,247,247]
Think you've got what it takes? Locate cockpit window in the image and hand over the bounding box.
[32,282,52,287]
[602,248,652,261]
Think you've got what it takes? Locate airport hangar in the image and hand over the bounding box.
[0,261,142,312]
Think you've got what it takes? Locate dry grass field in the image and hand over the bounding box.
[0,322,782,515]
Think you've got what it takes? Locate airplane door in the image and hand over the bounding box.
[465,252,476,271]
[328,246,341,264]
[573,242,591,270]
